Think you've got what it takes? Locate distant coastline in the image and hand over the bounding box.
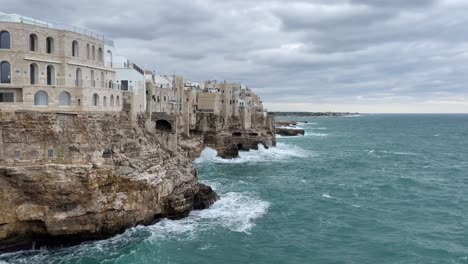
[272,112,361,117]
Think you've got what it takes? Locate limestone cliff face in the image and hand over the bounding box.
[0,112,217,251]
[186,112,276,159]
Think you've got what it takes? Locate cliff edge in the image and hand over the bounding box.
[0,112,218,251]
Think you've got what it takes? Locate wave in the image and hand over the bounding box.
[143,191,269,241]
[0,190,269,263]
[194,143,310,164]
[367,149,418,157]
[277,125,304,130]
[342,115,364,118]
[306,132,328,137]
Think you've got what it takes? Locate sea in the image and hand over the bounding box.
[1,114,467,264]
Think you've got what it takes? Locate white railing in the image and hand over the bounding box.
[0,13,114,46]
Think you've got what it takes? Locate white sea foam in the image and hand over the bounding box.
[306,132,328,137]
[145,191,270,241]
[342,115,364,118]
[322,193,332,199]
[194,143,309,164]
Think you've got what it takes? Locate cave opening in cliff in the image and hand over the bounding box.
[156,119,172,132]
[232,132,242,137]
[237,143,243,150]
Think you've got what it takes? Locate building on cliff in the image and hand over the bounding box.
[0,12,275,158]
[0,13,146,115]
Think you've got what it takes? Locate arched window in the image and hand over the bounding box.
[98,48,103,62]
[110,95,114,107]
[108,80,112,89]
[92,45,95,60]
[58,91,71,106]
[86,44,90,59]
[72,41,79,57]
[46,65,55,85]
[29,34,38,52]
[100,72,104,87]
[103,96,107,107]
[116,95,120,107]
[0,31,10,49]
[90,70,95,87]
[75,68,82,86]
[46,37,54,54]
[30,63,38,85]
[0,61,11,83]
[34,90,48,106]
[92,93,99,106]
[106,50,113,67]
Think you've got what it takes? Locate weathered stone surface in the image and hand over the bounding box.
[185,112,276,159]
[275,128,305,136]
[0,112,217,251]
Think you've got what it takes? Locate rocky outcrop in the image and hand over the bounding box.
[275,128,305,137]
[185,112,276,159]
[0,112,218,251]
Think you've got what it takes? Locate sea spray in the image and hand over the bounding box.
[195,143,310,164]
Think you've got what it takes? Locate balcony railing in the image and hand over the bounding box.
[0,13,114,46]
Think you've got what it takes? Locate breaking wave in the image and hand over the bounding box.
[151,191,269,236]
[194,143,309,164]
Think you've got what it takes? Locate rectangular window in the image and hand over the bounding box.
[121,80,129,91]
[31,150,38,159]
[0,92,14,102]
[48,149,54,158]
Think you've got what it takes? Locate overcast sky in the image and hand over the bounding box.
[3,0,468,113]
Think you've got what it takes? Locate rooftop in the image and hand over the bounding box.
[0,12,114,46]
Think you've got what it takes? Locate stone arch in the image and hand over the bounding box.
[46,37,54,54]
[98,47,103,62]
[156,119,172,132]
[72,40,79,57]
[34,90,48,106]
[106,50,113,67]
[0,31,10,49]
[103,96,107,107]
[29,63,39,85]
[29,34,38,51]
[116,95,120,107]
[58,91,71,106]
[110,95,114,107]
[0,61,11,83]
[92,93,99,106]
[76,68,82,86]
[46,65,55,85]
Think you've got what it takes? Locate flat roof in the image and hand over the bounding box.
[0,12,114,46]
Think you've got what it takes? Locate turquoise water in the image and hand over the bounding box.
[1,114,468,264]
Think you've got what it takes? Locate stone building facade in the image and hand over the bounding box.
[0,14,122,112]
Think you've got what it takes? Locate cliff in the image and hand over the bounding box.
[0,112,217,251]
[184,112,276,159]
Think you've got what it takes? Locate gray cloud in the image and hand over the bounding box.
[2,0,468,112]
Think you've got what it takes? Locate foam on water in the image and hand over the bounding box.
[306,132,328,137]
[194,143,309,164]
[144,191,269,241]
[0,188,270,263]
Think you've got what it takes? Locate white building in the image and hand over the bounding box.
[114,55,146,112]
